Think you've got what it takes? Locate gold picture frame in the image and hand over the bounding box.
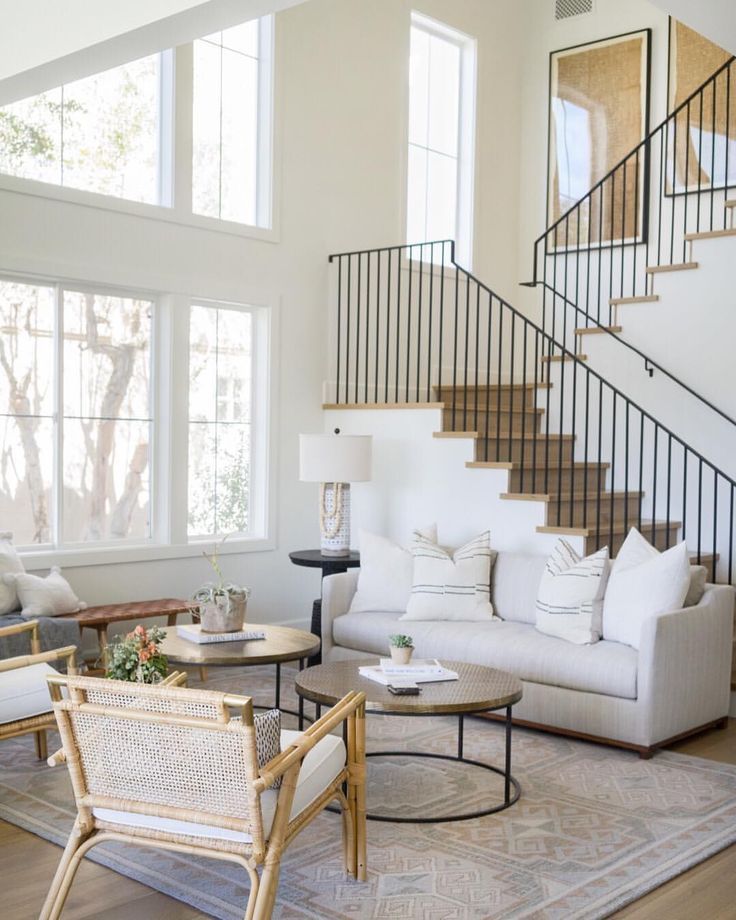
[547,30,651,247]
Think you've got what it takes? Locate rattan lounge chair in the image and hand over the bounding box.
[39,674,367,920]
[0,619,77,760]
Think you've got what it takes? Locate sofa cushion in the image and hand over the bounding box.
[0,662,58,724]
[402,531,495,621]
[93,729,346,843]
[333,613,637,699]
[535,541,609,645]
[491,553,547,624]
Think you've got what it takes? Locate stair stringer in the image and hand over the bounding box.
[322,405,586,558]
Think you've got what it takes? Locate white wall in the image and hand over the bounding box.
[0,0,526,629]
[648,0,736,55]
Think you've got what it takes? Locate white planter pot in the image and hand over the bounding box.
[389,646,414,665]
[200,595,247,633]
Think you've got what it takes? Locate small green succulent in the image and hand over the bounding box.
[388,634,414,649]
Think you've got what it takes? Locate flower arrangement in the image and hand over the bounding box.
[191,536,251,633]
[106,624,168,684]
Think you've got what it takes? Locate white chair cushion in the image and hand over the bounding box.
[0,662,58,724]
[92,729,346,843]
[0,533,24,616]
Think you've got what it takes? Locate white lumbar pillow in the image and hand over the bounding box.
[535,540,610,645]
[602,528,690,649]
[0,532,24,615]
[401,530,496,622]
[5,566,87,618]
[348,525,438,614]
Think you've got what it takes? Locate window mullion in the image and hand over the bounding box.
[172,44,194,217]
[53,285,64,548]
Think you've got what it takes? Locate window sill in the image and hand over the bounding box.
[0,173,280,244]
[20,536,277,571]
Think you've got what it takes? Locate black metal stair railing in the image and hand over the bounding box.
[328,240,735,582]
[532,56,736,421]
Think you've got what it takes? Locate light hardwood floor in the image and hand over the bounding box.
[2,720,735,919]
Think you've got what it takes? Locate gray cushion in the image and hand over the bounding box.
[332,612,638,699]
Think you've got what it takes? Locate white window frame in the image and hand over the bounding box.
[1,271,276,569]
[184,298,270,544]
[405,11,477,268]
[0,16,277,242]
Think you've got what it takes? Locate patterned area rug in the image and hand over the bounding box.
[1,664,735,919]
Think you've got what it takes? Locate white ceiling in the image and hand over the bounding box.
[0,0,308,105]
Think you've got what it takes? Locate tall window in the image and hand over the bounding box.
[406,13,476,264]
[0,55,165,203]
[188,304,253,538]
[0,15,274,228]
[0,279,152,546]
[192,19,272,226]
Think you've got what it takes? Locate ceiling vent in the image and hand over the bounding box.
[555,0,594,20]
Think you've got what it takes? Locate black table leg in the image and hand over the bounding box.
[458,715,464,759]
[504,705,512,804]
[309,600,322,666]
[298,659,305,729]
[275,662,281,710]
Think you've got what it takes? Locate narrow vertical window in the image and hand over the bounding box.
[407,13,476,265]
[192,17,273,227]
[188,304,253,537]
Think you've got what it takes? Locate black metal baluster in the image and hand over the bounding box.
[374,249,380,404]
[406,246,413,402]
[684,100,691,256]
[452,265,459,429]
[596,380,603,547]
[624,402,630,534]
[509,313,516,468]
[364,251,370,402]
[697,93,704,231]
[391,248,398,402]
[670,111,677,263]
[336,255,342,403]
[464,272,471,424]
[438,242,445,400]
[485,292,493,464]
[427,242,434,402]
[638,415,644,532]
[652,427,658,545]
[609,394,616,552]
[583,371,590,528]
[666,434,672,547]
[475,281,481,435]
[521,322,529,494]
[355,252,361,403]
[710,79,717,230]
[417,245,423,403]
[697,458,703,562]
[621,158,627,301]
[346,254,352,404]
[496,300,503,462]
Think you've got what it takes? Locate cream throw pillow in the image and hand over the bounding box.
[535,540,610,645]
[401,531,495,622]
[0,532,24,615]
[348,525,438,614]
[602,529,690,649]
[5,566,87,618]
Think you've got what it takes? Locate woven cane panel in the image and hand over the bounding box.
[69,711,252,818]
[83,686,222,720]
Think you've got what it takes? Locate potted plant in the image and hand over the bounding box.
[106,624,168,684]
[191,538,251,633]
[388,633,414,665]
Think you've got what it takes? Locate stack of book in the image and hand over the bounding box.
[358,657,459,686]
[176,624,267,644]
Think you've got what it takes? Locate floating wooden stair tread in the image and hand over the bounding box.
[501,490,642,503]
[609,294,659,305]
[467,460,609,470]
[537,520,680,538]
[575,325,622,336]
[541,354,588,363]
[684,227,736,241]
[435,431,573,441]
[436,382,552,393]
[322,401,445,410]
[645,262,698,273]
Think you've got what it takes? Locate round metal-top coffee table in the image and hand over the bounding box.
[295,659,523,823]
[161,623,320,716]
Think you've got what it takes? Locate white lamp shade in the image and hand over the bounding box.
[299,434,372,482]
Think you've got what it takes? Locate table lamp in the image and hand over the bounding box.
[299,430,372,556]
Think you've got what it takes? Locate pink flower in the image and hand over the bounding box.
[139,649,151,662]
[134,625,146,637]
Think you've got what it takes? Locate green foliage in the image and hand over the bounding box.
[388,634,414,648]
[106,624,168,683]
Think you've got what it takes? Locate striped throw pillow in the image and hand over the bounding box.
[535,540,610,645]
[400,531,496,621]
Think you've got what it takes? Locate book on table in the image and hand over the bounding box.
[379,657,447,676]
[176,624,267,644]
[358,661,459,686]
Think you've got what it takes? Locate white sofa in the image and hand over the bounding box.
[321,551,735,757]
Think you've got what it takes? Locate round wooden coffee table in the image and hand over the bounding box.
[161,623,320,716]
[295,659,523,823]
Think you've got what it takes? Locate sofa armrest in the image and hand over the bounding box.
[321,571,359,660]
[637,584,734,744]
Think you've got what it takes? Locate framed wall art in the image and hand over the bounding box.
[547,29,651,246]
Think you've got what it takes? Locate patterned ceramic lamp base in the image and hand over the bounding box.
[320,482,351,556]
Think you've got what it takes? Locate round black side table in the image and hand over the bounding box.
[289,549,361,665]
